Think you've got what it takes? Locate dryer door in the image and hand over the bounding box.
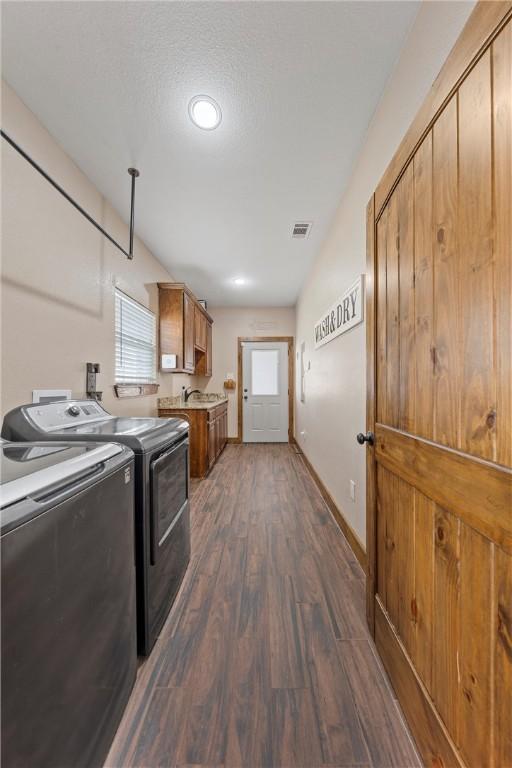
[150,436,189,565]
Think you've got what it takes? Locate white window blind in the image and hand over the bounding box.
[115,290,156,383]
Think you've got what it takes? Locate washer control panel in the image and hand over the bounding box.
[24,400,114,432]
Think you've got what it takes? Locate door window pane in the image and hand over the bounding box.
[251,349,279,395]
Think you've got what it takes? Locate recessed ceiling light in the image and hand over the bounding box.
[232,277,246,286]
[188,95,222,130]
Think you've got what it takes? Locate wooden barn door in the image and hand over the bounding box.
[365,5,511,767]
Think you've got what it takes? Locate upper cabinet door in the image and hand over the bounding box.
[183,292,195,372]
[194,308,207,351]
[206,322,213,377]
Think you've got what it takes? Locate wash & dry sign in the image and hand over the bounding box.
[314,275,364,349]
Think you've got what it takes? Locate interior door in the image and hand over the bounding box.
[242,341,289,443]
[365,14,511,768]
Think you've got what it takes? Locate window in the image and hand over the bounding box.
[251,349,279,395]
[115,290,156,383]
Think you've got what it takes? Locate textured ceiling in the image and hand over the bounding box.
[2,1,419,306]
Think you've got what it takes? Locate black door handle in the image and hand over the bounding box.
[243,396,248,401]
[356,431,374,446]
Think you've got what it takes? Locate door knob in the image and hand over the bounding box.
[356,431,374,446]
[243,396,248,401]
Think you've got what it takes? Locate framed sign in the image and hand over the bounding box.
[314,275,364,349]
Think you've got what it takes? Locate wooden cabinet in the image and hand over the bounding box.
[158,283,213,375]
[158,401,228,478]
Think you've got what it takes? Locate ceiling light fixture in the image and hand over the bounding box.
[188,95,222,130]
[232,277,246,286]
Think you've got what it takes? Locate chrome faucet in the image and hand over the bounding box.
[184,387,201,403]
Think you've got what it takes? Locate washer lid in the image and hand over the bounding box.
[0,442,124,508]
[60,416,189,452]
[2,401,188,454]
[66,416,169,436]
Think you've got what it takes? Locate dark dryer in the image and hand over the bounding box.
[3,399,191,655]
[0,440,137,768]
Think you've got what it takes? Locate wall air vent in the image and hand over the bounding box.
[292,222,312,239]
[249,321,277,331]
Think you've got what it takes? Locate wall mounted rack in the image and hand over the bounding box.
[1,129,140,260]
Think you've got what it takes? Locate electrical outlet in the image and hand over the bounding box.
[349,480,356,502]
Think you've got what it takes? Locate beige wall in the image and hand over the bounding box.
[0,81,186,418]
[295,0,476,546]
[0,82,294,429]
[195,306,295,438]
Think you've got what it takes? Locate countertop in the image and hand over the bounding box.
[158,395,228,411]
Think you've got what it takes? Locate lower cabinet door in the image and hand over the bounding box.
[208,421,216,469]
[215,417,221,459]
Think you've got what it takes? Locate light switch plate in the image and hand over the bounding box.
[161,354,177,369]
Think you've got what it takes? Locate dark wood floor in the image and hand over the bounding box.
[106,444,421,768]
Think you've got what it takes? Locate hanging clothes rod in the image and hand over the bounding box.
[1,129,140,260]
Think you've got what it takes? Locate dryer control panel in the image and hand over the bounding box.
[24,400,114,433]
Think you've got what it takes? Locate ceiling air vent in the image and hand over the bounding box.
[292,222,312,239]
